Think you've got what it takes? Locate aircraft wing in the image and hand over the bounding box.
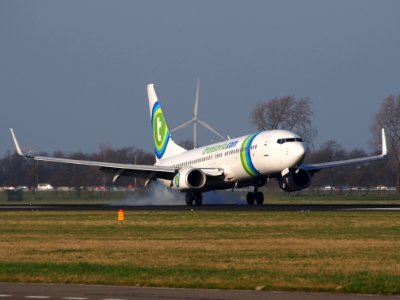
[302,128,387,173]
[10,129,176,182]
[10,129,225,184]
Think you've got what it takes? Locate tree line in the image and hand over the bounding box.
[0,94,398,191]
[0,138,394,191]
[0,146,154,189]
[0,141,396,187]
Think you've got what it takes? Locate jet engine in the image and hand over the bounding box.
[278,168,312,192]
[172,167,207,191]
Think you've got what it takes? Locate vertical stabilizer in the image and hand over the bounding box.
[147,84,187,161]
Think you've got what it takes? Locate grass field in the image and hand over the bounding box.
[0,210,399,294]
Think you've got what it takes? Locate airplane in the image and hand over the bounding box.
[10,84,387,205]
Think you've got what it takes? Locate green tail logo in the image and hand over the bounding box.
[151,102,170,159]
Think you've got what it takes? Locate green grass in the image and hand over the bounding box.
[0,190,129,204]
[0,210,399,294]
[1,262,399,293]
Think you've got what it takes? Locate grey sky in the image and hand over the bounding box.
[1,0,399,156]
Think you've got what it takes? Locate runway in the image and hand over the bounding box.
[0,203,400,211]
[1,283,399,300]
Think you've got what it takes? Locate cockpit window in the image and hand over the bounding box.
[277,137,304,144]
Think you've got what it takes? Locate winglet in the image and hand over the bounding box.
[10,128,26,157]
[382,128,387,156]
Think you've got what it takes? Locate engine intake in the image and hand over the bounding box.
[172,167,207,191]
[278,168,312,192]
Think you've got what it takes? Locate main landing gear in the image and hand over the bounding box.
[185,191,203,206]
[246,188,264,205]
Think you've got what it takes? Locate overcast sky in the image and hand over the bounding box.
[1,0,399,156]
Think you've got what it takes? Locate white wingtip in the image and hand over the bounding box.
[10,128,25,156]
[382,128,387,156]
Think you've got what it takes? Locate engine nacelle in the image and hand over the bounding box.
[278,168,312,192]
[172,167,207,191]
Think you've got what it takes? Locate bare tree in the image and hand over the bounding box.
[371,94,400,192]
[250,96,316,147]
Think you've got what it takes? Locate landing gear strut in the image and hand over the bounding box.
[246,188,264,205]
[185,192,203,206]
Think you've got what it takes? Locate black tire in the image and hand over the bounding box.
[255,192,264,205]
[246,192,255,205]
[194,193,203,206]
[185,192,194,206]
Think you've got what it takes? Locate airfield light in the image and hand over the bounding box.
[118,209,124,224]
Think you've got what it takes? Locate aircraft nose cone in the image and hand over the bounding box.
[292,142,306,166]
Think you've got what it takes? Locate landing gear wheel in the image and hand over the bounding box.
[246,192,255,205]
[255,192,264,205]
[185,192,194,206]
[194,193,203,206]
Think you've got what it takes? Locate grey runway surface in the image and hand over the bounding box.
[0,203,400,211]
[0,283,399,300]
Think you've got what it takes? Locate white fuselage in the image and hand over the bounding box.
[155,129,306,191]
